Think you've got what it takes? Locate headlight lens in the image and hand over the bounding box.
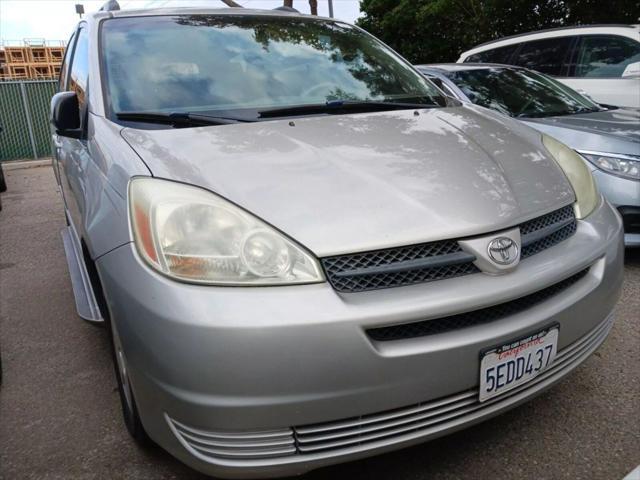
[129,178,324,285]
[578,151,640,181]
[542,135,599,219]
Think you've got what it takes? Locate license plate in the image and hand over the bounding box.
[479,327,558,402]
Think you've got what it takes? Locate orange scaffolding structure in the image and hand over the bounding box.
[0,41,66,81]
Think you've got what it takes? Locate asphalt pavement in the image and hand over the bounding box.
[1,163,638,480]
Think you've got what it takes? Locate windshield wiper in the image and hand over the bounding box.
[116,111,251,127]
[258,100,439,118]
[570,106,602,115]
[518,106,604,119]
[516,111,562,119]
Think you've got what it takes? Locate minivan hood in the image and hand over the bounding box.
[122,106,574,256]
[523,108,640,156]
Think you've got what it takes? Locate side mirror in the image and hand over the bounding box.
[50,92,82,139]
[622,62,640,79]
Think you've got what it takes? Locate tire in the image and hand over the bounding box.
[0,164,6,193]
[84,245,149,445]
[108,319,150,444]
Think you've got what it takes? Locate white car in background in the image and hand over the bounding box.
[458,25,640,108]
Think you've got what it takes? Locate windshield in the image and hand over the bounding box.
[443,67,602,118]
[101,15,444,120]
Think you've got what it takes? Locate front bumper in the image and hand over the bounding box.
[96,199,624,479]
[591,169,640,247]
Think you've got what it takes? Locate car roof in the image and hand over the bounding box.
[473,24,638,50]
[459,24,640,60]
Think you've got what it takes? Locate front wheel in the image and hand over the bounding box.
[0,164,6,193]
[108,320,149,444]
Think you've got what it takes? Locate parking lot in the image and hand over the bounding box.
[0,163,638,480]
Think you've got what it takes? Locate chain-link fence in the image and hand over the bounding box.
[0,80,57,162]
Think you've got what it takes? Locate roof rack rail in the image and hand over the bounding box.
[273,6,300,13]
[99,0,120,12]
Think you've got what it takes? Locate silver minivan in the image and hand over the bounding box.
[51,4,623,478]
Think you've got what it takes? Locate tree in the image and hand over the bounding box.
[357,0,640,63]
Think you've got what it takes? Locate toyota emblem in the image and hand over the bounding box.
[487,237,519,265]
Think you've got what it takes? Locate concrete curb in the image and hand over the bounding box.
[1,158,53,170]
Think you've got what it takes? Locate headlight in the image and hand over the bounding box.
[128,177,324,285]
[578,151,640,181]
[542,135,599,219]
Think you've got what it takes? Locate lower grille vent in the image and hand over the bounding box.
[367,268,588,342]
[166,416,296,460]
[294,315,612,454]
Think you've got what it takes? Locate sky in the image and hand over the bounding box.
[0,0,363,43]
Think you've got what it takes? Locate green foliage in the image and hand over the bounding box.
[356,0,640,63]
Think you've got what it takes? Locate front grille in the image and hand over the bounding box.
[321,205,577,293]
[521,221,577,258]
[520,205,576,258]
[294,315,612,454]
[367,268,588,342]
[321,240,480,293]
[519,205,575,236]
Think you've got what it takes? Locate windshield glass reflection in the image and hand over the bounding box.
[101,15,443,116]
[444,68,602,118]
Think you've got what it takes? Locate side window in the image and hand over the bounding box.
[465,44,519,64]
[574,35,640,78]
[428,76,457,97]
[512,37,574,76]
[59,31,77,91]
[427,76,444,89]
[440,82,458,98]
[68,27,89,114]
